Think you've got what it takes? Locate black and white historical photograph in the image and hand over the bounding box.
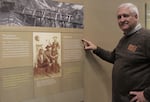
[0,0,84,29]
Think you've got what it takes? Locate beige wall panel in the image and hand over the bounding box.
[0,0,84,102]
[0,31,33,68]
[146,2,150,29]
[0,26,84,102]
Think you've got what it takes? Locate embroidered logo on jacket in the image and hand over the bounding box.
[127,44,137,52]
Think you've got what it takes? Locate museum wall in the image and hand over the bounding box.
[0,0,150,102]
[84,0,149,102]
[0,0,84,102]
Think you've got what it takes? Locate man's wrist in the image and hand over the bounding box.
[93,46,98,51]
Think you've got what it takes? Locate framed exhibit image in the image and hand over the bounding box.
[33,32,61,79]
[145,2,150,29]
[0,0,84,29]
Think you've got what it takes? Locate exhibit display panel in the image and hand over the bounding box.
[0,29,84,102]
[0,0,84,101]
[0,32,34,101]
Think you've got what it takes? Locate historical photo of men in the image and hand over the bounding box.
[33,32,61,79]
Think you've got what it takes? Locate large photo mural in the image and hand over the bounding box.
[0,0,84,29]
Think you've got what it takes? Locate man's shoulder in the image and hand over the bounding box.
[141,28,150,32]
[139,28,150,36]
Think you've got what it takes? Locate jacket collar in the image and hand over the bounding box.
[124,23,142,36]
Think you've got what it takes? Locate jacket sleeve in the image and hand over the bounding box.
[93,46,115,64]
[143,34,150,101]
[144,88,150,101]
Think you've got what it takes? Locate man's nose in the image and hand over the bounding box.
[119,16,126,22]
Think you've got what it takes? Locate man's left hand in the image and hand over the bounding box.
[129,91,147,102]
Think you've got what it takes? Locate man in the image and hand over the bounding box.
[82,3,150,102]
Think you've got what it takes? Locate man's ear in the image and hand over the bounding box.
[135,14,139,19]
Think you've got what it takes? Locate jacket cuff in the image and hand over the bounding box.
[93,46,100,54]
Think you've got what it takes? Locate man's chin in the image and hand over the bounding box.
[121,27,129,32]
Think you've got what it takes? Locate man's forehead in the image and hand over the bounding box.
[117,8,131,14]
